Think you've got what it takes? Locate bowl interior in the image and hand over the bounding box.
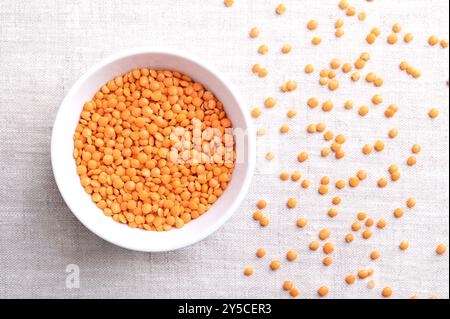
[52,51,253,252]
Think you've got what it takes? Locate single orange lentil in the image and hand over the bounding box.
[436,243,447,255]
[358,11,366,21]
[406,198,416,208]
[346,6,356,16]
[411,144,421,154]
[252,64,262,73]
[312,36,322,45]
[258,68,268,78]
[321,76,329,85]
[324,130,334,141]
[270,260,281,270]
[351,72,361,81]
[357,170,367,181]
[280,124,290,134]
[281,44,292,54]
[407,156,417,166]
[318,185,329,195]
[361,52,371,61]
[392,23,402,33]
[287,250,298,261]
[265,152,275,161]
[287,109,297,118]
[305,64,314,74]
[321,176,330,185]
[332,196,341,205]
[344,100,354,110]
[345,233,354,243]
[365,218,374,227]
[264,97,277,108]
[298,152,309,163]
[345,275,356,285]
[323,242,334,254]
[317,286,329,297]
[352,221,362,232]
[349,177,360,188]
[377,219,387,229]
[355,59,366,69]
[258,44,269,55]
[358,269,370,279]
[301,179,311,189]
[404,33,414,43]
[257,128,266,136]
[335,134,346,144]
[366,72,377,83]
[387,33,398,44]
[260,216,270,227]
[399,240,409,250]
[316,122,326,133]
[333,28,344,38]
[366,33,377,44]
[291,171,301,182]
[287,198,298,209]
[309,241,320,251]
[308,97,319,108]
[428,35,439,46]
[289,287,299,298]
[357,212,367,221]
[307,123,316,133]
[394,208,405,218]
[388,128,398,138]
[297,217,308,228]
[441,39,449,48]
[371,27,381,37]
[377,178,388,188]
[256,248,266,258]
[323,257,333,266]
[251,107,262,118]
[249,27,260,38]
[428,108,439,119]
[374,77,384,87]
[244,267,254,276]
[370,251,380,260]
[253,211,263,221]
[274,3,287,14]
[307,20,318,30]
[382,287,393,298]
[322,100,334,112]
[328,80,339,91]
[338,0,349,10]
[283,280,294,291]
[372,94,383,105]
[374,140,385,152]
[339,64,351,75]
[224,0,234,7]
[335,150,345,160]
[319,228,331,240]
[335,18,344,28]
[362,230,372,239]
[328,208,338,218]
[335,179,346,189]
[257,200,267,209]
[359,105,369,116]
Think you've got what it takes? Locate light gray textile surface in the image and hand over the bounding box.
[0,0,448,299]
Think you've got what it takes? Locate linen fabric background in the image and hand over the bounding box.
[0,0,448,299]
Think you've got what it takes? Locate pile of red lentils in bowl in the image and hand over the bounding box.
[225,0,448,299]
[73,68,236,232]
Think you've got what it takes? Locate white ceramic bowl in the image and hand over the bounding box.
[51,49,255,252]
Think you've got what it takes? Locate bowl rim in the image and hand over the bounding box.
[51,48,256,252]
